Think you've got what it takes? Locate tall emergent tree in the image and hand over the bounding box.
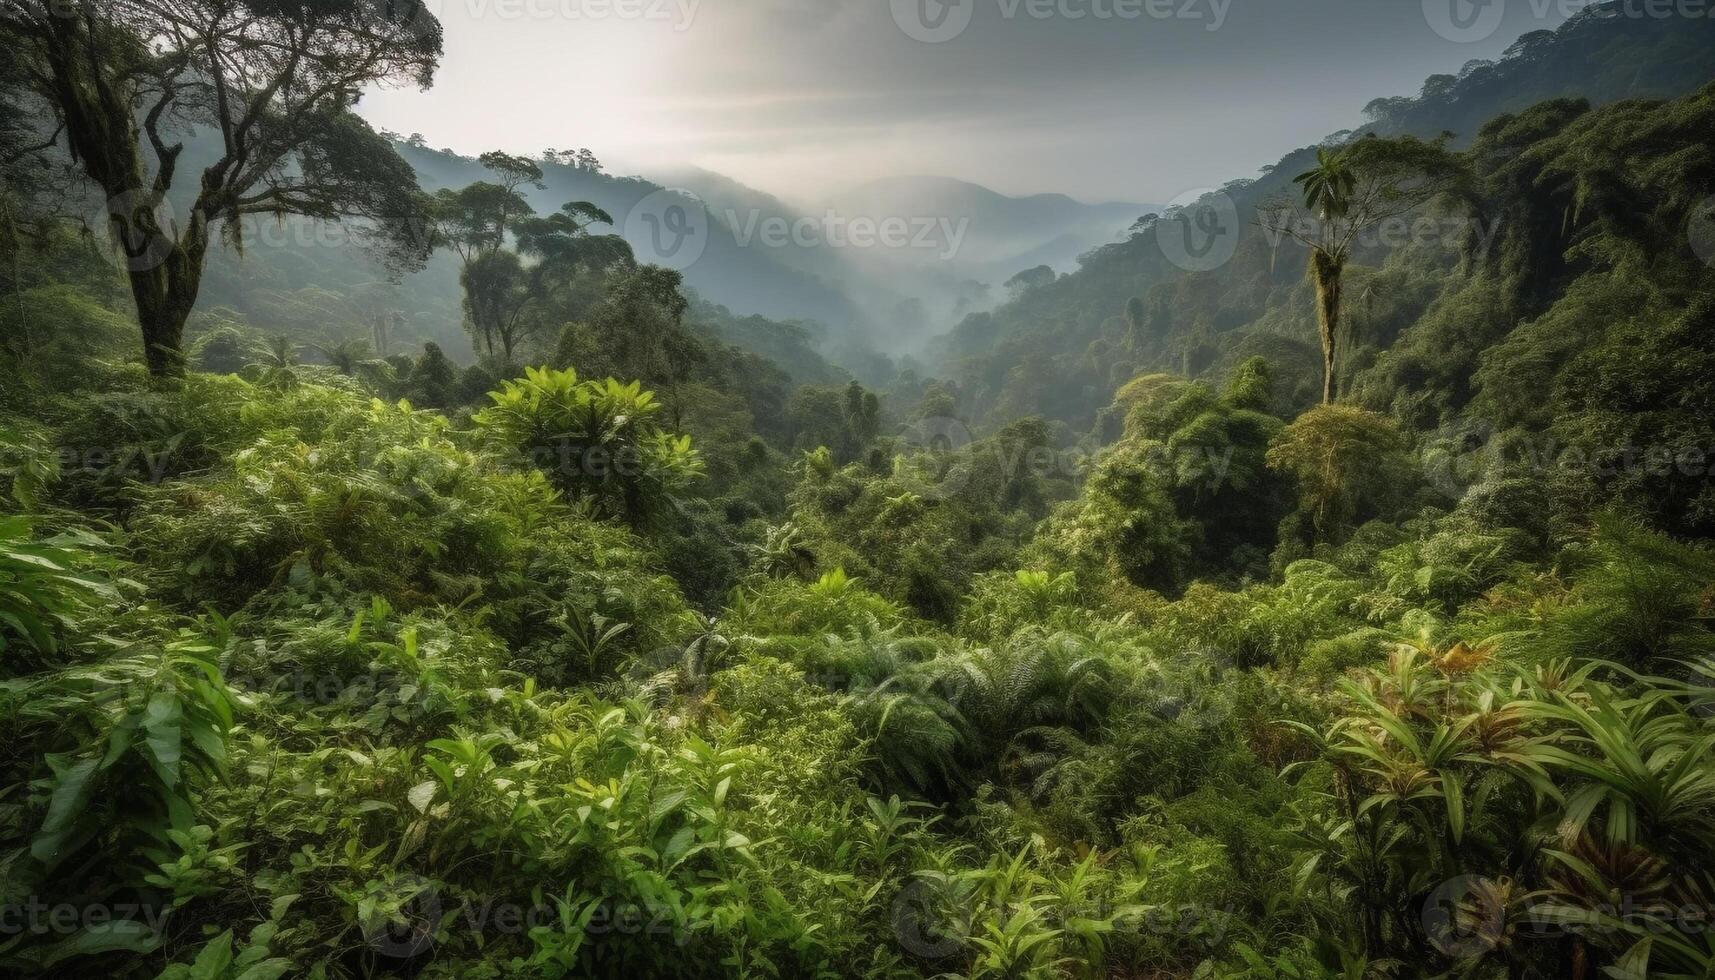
[431,153,629,362]
[430,151,541,359]
[2,0,443,375]
[1260,136,1468,404]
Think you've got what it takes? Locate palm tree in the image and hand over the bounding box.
[1262,137,1468,405]
[1293,148,1356,405]
[311,337,373,376]
[1295,147,1356,221]
[253,334,301,374]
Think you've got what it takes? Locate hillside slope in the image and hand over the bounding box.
[934,4,1715,434]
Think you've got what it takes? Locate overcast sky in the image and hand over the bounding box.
[358,0,1572,205]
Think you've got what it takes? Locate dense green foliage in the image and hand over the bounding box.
[934,7,1715,437]
[3,4,1715,979]
[6,341,1713,978]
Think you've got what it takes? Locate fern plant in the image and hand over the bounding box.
[0,517,115,666]
[473,366,703,526]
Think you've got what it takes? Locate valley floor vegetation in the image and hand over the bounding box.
[4,3,1715,980]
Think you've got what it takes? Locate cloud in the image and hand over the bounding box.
[359,0,1569,202]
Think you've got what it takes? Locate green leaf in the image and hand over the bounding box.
[408,781,439,814]
[143,693,185,786]
[1442,772,1464,844]
[232,960,294,980]
[31,755,100,868]
[190,931,235,978]
[32,919,161,967]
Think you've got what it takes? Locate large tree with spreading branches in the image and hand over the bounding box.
[2,0,444,375]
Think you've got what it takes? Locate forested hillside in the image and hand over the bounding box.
[935,4,1715,433]
[3,1,1715,979]
[144,136,866,377]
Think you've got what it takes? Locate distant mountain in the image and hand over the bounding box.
[656,168,1155,352]
[1359,14,1715,141]
[202,137,1150,372]
[396,147,868,343]
[929,1,1715,432]
[828,175,1151,271]
[648,165,857,301]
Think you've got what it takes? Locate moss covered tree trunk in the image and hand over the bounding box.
[39,7,205,378]
[124,210,208,377]
[1311,249,1345,405]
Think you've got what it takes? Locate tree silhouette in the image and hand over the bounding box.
[4,0,443,375]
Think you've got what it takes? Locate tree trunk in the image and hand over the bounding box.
[123,209,208,377]
[1311,249,1344,404]
[38,6,206,378]
[3,198,26,357]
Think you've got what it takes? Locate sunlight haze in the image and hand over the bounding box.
[359,0,1570,202]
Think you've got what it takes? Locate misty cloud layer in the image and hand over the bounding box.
[360,0,1571,202]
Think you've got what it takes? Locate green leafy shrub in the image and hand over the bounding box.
[473,366,703,526]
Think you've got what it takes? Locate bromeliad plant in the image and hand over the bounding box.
[1283,635,1715,975]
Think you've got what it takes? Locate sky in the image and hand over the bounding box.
[358,0,1574,206]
